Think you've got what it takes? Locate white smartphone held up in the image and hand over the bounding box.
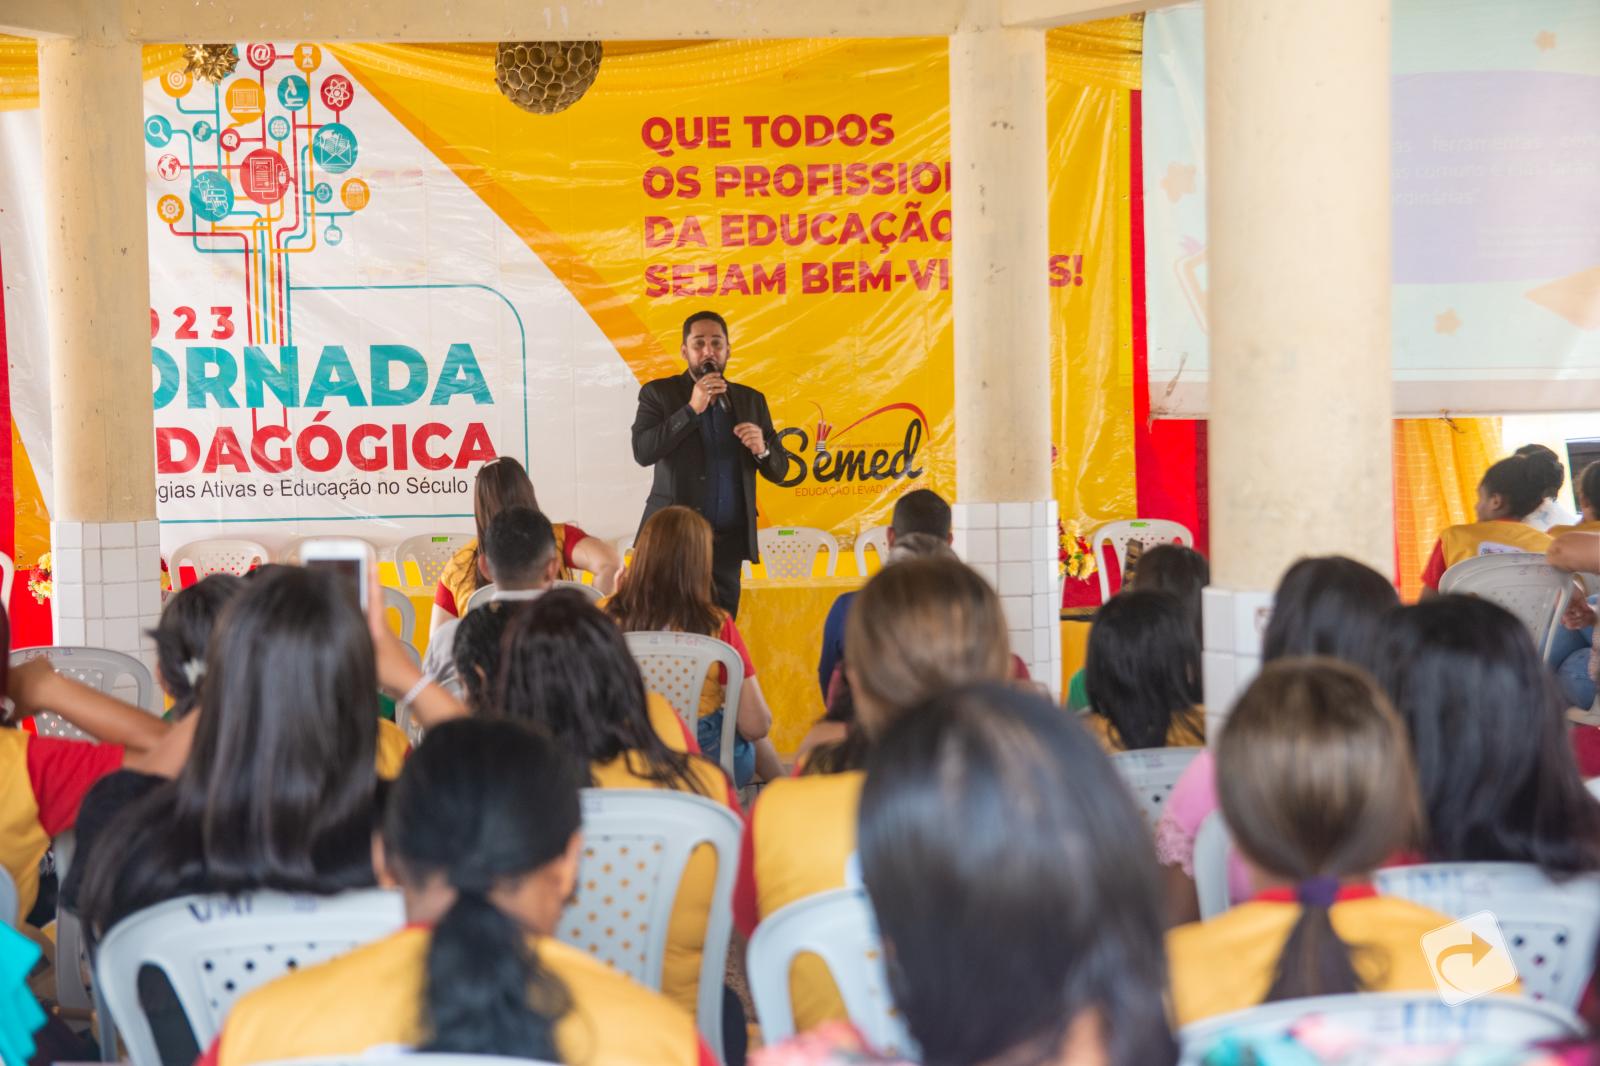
[300,537,373,611]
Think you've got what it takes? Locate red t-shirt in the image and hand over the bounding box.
[27,734,125,834]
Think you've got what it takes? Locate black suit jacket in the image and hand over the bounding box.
[631,371,791,562]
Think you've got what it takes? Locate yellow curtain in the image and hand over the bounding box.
[1393,417,1502,600]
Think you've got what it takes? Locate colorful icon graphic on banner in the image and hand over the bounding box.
[189,171,235,221]
[268,115,291,141]
[340,178,370,211]
[320,74,354,112]
[278,75,308,111]
[293,44,322,72]
[240,149,291,204]
[324,224,344,246]
[245,43,276,72]
[225,78,264,121]
[313,182,333,204]
[156,194,185,224]
[192,120,215,142]
[143,115,172,147]
[312,123,358,172]
[219,127,242,152]
[160,70,192,98]
[156,154,183,181]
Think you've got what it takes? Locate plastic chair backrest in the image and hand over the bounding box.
[1110,747,1202,826]
[551,579,603,603]
[747,887,913,1055]
[1089,519,1193,602]
[169,539,269,588]
[394,532,473,591]
[1193,811,1235,920]
[1438,554,1571,659]
[1374,862,1600,1008]
[0,549,13,606]
[744,527,840,579]
[464,583,498,614]
[382,586,416,644]
[1179,992,1582,1064]
[0,864,15,929]
[853,525,891,576]
[95,889,405,1066]
[1588,776,1600,803]
[556,789,742,1062]
[11,646,157,741]
[624,632,743,780]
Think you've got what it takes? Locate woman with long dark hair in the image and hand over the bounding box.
[200,718,708,1066]
[1379,596,1600,874]
[429,456,621,635]
[605,505,776,784]
[1168,659,1448,1024]
[1083,589,1204,752]
[493,589,739,1032]
[856,683,1177,1066]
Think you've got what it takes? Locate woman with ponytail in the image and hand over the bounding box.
[202,718,711,1066]
[1167,659,1461,1025]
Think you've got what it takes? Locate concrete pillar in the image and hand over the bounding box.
[1201,0,1394,719]
[38,29,164,671]
[948,23,1061,693]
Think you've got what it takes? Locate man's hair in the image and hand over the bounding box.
[891,489,952,540]
[482,506,557,587]
[681,310,729,345]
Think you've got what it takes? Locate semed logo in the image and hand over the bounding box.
[774,402,926,490]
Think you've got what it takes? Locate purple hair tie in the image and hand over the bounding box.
[1296,876,1341,908]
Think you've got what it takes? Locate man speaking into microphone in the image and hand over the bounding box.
[631,310,791,616]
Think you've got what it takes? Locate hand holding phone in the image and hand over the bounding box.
[300,538,374,610]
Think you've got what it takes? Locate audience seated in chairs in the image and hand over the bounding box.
[1420,453,1553,594]
[429,456,621,637]
[492,590,743,1045]
[604,505,780,786]
[1157,555,1399,924]
[421,505,561,698]
[1167,659,1456,1026]
[199,718,711,1066]
[736,554,1014,1033]
[1081,589,1205,753]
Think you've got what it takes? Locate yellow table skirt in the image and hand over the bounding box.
[736,575,864,755]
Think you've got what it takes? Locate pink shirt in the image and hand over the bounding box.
[1154,749,1253,902]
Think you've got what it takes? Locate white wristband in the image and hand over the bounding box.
[398,674,431,711]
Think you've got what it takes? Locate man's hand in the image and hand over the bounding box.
[734,422,767,456]
[689,372,727,414]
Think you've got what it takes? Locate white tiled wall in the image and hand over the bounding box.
[953,499,1062,697]
[1200,585,1274,739]
[51,520,164,676]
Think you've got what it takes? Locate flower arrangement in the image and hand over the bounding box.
[27,552,52,604]
[1059,519,1096,581]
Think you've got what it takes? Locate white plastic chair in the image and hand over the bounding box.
[551,579,603,603]
[1089,519,1193,602]
[743,527,840,580]
[168,539,269,588]
[464,583,498,614]
[1438,553,1571,659]
[747,888,913,1056]
[382,585,417,645]
[278,537,381,566]
[1588,776,1600,802]
[1109,747,1202,826]
[394,532,474,593]
[10,646,158,741]
[1178,992,1582,1065]
[624,632,743,780]
[853,525,891,576]
[95,889,405,1066]
[0,549,14,606]
[1194,811,1235,920]
[1374,862,1600,1009]
[556,789,742,1062]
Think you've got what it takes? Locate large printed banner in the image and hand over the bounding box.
[1,32,1140,560]
[1143,0,1600,417]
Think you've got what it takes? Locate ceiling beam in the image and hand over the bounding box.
[0,0,85,38]
[120,0,968,42]
[1001,0,1187,29]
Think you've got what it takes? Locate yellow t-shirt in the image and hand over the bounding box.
[647,692,693,753]
[751,771,865,1032]
[589,751,737,1020]
[1548,519,1600,537]
[1167,894,1462,1026]
[1438,520,1552,570]
[211,926,706,1066]
[375,719,410,780]
[1083,705,1206,754]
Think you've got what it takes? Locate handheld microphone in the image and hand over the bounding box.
[694,362,733,414]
